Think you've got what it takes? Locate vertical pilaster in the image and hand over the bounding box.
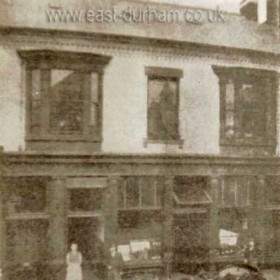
[104,176,119,255]
[49,177,67,279]
[256,176,266,266]
[209,177,220,274]
[162,176,174,279]
[0,178,6,280]
[276,72,280,155]
[0,148,5,280]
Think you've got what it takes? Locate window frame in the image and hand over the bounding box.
[145,67,183,146]
[18,50,111,143]
[213,66,277,153]
[118,176,164,210]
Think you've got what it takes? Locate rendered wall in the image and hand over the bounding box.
[0,43,220,154]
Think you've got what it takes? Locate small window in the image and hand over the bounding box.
[145,67,183,143]
[18,50,111,151]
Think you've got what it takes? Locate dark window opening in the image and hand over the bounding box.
[146,67,183,143]
[69,189,103,212]
[213,66,277,153]
[5,178,47,215]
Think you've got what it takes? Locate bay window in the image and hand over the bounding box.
[18,50,111,152]
[213,66,277,155]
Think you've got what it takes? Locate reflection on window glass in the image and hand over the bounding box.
[126,178,140,208]
[50,70,84,134]
[90,73,99,129]
[118,177,163,209]
[240,83,265,138]
[30,69,42,134]
[148,78,179,141]
[225,111,234,138]
[141,178,156,207]
[221,177,250,207]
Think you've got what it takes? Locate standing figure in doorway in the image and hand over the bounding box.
[66,243,83,280]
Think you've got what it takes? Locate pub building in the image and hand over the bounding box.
[1,0,280,279]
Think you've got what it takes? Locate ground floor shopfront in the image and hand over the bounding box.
[1,153,280,280]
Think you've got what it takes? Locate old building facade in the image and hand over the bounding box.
[1,0,280,279]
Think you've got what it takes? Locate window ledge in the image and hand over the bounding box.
[26,135,102,142]
[220,137,276,147]
[67,211,103,218]
[143,138,184,149]
[5,213,49,220]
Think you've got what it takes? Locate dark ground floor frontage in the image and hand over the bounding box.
[1,153,280,280]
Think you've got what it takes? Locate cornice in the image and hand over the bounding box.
[0,26,280,71]
[3,152,280,167]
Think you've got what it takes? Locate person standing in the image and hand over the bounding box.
[107,245,124,280]
[66,243,83,280]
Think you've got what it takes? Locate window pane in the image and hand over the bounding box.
[242,111,265,138]
[118,185,125,209]
[223,177,236,206]
[90,73,99,128]
[6,178,47,214]
[218,209,248,256]
[70,189,103,211]
[240,83,265,138]
[30,69,42,134]
[225,111,234,138]
[148,78,179,141]
[50,70,84,134]
[156,178,164,208]
[141,177,155,207]
[267,211,280,258]
[222,177,250,207]
[126,178,140,208]
[266,177,280,205]
[236,177,250,206]
[225,81,235,110]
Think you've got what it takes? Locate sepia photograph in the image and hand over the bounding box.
[0,0,280,279]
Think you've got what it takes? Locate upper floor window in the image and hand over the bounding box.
[145,67,183,144]
[18,50,111,151]
[213,66,277,155]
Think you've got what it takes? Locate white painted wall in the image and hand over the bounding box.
[102,55,220,154]
[0,46,220,154]
[0,47,25,152]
